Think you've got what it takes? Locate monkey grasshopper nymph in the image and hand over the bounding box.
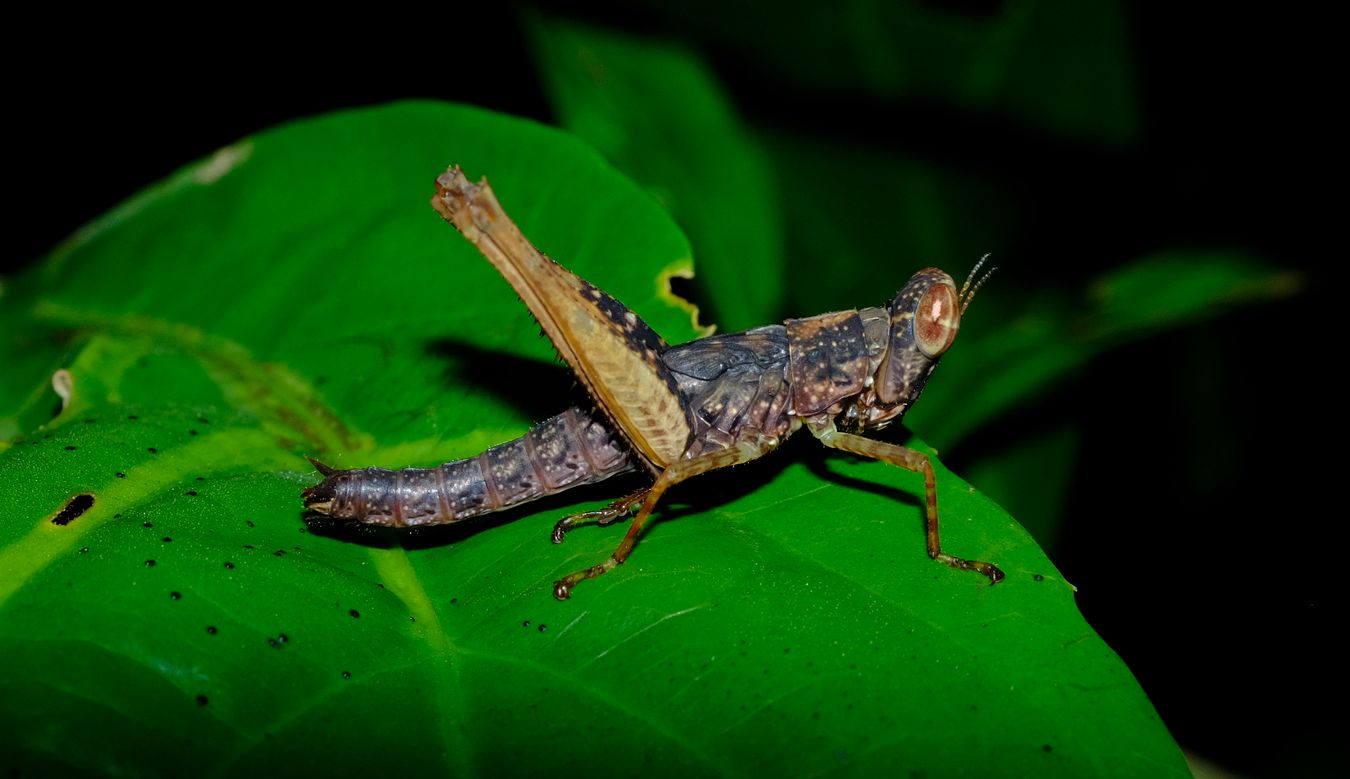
[302,166,1003,599]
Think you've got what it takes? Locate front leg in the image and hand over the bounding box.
[811,424,1004,584]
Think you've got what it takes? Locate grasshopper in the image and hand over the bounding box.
[303,166,1002,599]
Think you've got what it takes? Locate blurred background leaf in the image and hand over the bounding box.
[528,11,782,331]
[622,0,1139,146]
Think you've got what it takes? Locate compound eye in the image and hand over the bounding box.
[914,282,960,357]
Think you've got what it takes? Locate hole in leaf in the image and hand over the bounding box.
[660,264,714,336]
[51,494,95,526]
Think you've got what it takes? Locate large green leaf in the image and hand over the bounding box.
[0,102,1185,776]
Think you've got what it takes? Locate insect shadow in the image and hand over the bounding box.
[424,337,583,421]
[800,439,925,514]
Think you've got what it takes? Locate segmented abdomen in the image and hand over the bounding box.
[308,407,636,527]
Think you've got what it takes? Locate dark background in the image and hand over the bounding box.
[9,5,1336,777]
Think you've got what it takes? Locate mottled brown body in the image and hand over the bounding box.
[303,166,1002,598]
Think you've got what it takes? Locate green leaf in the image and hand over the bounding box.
[0,102,1185,777]
[527,13,783,331]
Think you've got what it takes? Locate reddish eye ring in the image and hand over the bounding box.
[914,283,960,357]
